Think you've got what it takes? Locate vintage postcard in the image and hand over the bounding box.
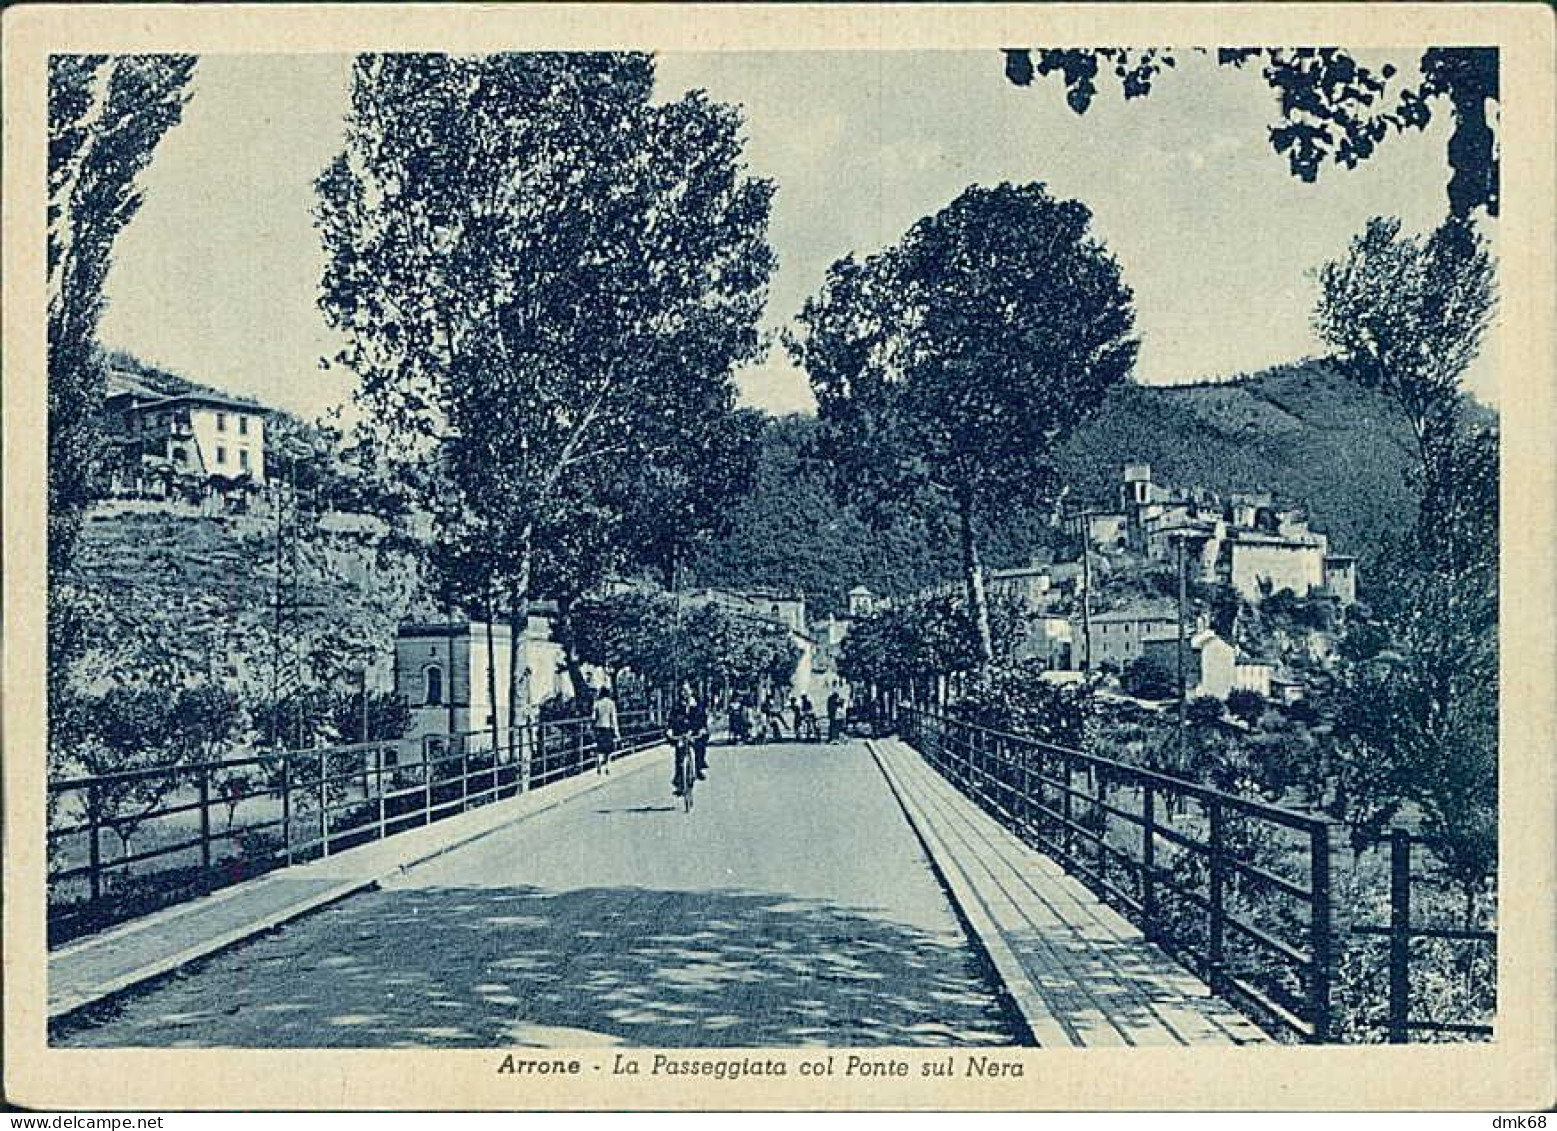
[3,2,1553,1112]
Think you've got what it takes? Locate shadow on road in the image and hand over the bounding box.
[594,806,680,815]
[55,883,1018,1048]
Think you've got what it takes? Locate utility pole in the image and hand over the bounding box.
[1079,515,1093,673]
[1060,499,1095,672]
[1175,533,1188,766]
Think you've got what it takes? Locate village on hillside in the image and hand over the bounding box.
[87,347,1369,764]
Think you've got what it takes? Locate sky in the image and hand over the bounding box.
[99,51,1495,421]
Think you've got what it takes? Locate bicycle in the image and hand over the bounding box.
[672,731,703,813]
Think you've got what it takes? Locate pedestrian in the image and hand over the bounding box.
[729,695,751,745]
[789,696,802,739]
[762,692,786,741]
[826,688,844,743]
[591,686,619,774]
[799,694,820,742]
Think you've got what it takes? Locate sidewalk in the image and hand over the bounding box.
[869,737,1269,1047]
[49,744,672,1021]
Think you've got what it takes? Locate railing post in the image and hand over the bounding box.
[520,722,533,793]
[1208,798,1227,994]
[1141,783,1157,935]
[1388,827,1412,1044]
[423,748,433,825]
[198,764,212,871]
[1061,754,1074,863]
[318,750,329,856]
[1095,767,1110,874]
[87,783,103,903]
[1308,820,1335,1043]
[281,755,293,865]
[1017,741,1031,837]
[459,735,469,812]
[374,747,386,840]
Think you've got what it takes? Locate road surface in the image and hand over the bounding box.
[57,741,1017,1048]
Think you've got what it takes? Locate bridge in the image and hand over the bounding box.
[48,709,1488,1048]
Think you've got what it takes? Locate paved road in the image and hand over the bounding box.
[58,742,1016,1048]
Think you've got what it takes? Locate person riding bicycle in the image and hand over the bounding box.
[761,692,787,741]
[667,684,708,798]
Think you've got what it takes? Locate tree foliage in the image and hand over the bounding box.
[1315,210,1498,903]
[944,662,1090,748]
[837,591,1030,693]
[1122,652,1176,701]
[1314,216,1496,477]
[48,54,197,734]
[316,52,773,724]
[1002,47,1499,217]
[558,589,798,696]
[789,182,1136,661]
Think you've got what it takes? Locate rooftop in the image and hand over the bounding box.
[1090,604,1176,624]
[106,382,270,415]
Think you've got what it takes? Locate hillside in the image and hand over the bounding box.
[693,361,1435,612]
[102,349,269,408]
[687,415,1063,617]
[69,507,432,705]
[1055,359,1423,564]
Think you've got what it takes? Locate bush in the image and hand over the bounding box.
[1186,695,1224,727]
[947,661,1089,747]
[1122,653,1176,700]
[1226,687,1266,724]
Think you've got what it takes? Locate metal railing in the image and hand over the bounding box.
[899,705,1338,1042]
[47,707,665,942]
[1350,828,1496,1042]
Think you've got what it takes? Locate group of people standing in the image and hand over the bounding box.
[585,682,849,803]
[728,688,848,745]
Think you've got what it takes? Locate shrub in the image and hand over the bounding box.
[1226,687,1266,724]
[1122,653,1176,700]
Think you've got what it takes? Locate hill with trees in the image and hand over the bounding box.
[692,360,1441,613]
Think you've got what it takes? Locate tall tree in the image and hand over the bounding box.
[1314,215,1496,491]
[1001,47,1499,218]
[1315,212,1498,911]
[47,54,197,731]
[789,182,1137,663]
[317,53,774,724]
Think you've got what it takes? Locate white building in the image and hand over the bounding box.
[393,616,573,764]
[104,375,268,490]
[1228,534,1327,603]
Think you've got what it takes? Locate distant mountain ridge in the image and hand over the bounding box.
[1054,358,1425,565]
[693,359,1450,615]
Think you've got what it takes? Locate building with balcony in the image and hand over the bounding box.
[102,373,269,499]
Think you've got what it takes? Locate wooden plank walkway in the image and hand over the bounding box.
[871,737,1269,1047]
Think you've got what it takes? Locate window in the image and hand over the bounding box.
[424,664,444,706]
[238,416,249,436]
[216,412,227,432]
[171,446,187,464]
[239,449,250,470]
[216,445,227,465]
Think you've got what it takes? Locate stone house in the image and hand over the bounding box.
[1140,628,1238,700]
[103,374,269,498]
[393,615,573,765]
